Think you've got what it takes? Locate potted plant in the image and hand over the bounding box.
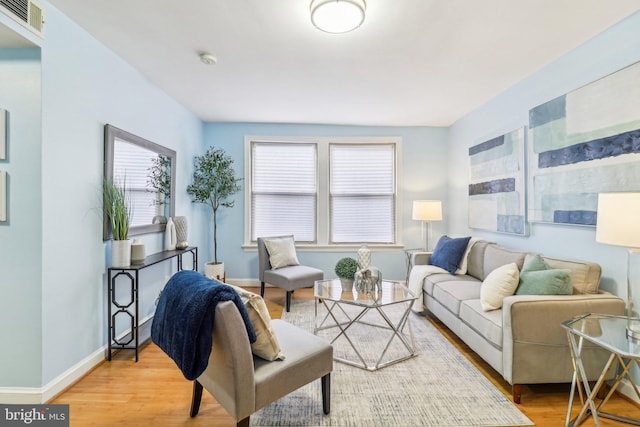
[104,178,131,267]
[187,146,242,281]
[335,257,359,292]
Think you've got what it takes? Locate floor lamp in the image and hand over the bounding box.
[412,200,442,252]
[596,192,640,340]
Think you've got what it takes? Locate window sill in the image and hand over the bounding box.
[242,244,405,252]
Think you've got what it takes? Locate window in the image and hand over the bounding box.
[330,144,395,243]
[246,136,400,248]
[251,142,317,242]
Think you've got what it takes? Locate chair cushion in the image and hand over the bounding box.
[253,319,333,411]
[264,236,300,269]
[264,265,324,292]
[229,285,285,361]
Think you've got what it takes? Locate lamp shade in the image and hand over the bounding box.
[310,0,366,34]
[596,192,640,248]
[412,200,443,222]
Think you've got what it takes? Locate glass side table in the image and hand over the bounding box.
[314,278,417,371]
[561,313,640,427]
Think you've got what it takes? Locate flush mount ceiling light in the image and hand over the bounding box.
[310,0,366,34]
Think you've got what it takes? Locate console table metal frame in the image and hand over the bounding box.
[562,313,640,427]
[107,246,198,362]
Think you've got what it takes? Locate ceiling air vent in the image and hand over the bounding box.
[0,0,45,38]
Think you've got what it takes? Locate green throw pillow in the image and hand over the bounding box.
[521,254,550,273]
[516,269,573,295]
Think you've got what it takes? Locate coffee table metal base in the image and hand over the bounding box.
[314,298,416,371]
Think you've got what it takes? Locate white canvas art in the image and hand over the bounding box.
[0,171,6,221]
[0,108,6,160]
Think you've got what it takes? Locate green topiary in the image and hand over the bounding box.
[335,257,359,279]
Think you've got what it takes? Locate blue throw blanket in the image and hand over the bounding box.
[151,270,256,380]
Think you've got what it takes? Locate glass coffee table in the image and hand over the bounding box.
[314,278,417,371]
[562,313,640,427]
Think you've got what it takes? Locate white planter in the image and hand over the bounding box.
[205,262,225,281]
[111,239,131,267]
[340,278,354,292]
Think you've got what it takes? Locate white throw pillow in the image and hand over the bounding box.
[229,284,285,361]
[264,236,300,269]
[480,262,520,311]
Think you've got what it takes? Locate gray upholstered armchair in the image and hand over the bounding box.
[257,235,324,311]
[190,300,333,427]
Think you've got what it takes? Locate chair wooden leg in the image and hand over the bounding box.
[512,384,522,404]
[321,373,331,414]
[286,291,292,312]
[237,417,250,427]
[190,380,203,417]
[260,281,265,297]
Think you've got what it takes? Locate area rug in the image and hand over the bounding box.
[251,300,534,427]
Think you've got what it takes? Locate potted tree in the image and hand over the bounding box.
[335,257,359,292]
[104,178,131,267]
[187,146,242,281]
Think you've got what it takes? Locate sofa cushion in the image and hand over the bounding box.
[432,281,481,316]
[430,236,472,274]
[455,237,482,275]
[536,255,601,294]
[460,299,503,348]
[466,241,492,280]
[480,262,520,311]
[516,255,573,295]
[423,273,478,296]
[483,245,527,279]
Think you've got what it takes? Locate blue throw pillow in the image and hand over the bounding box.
[429,236,472,274]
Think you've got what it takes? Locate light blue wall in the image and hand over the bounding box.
[448,11,640,297]
[202,123,449,281]
[0,3,205,389]
[0,48,42,388]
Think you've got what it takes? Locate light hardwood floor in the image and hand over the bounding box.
[51,287,640,426]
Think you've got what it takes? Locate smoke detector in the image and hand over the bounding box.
[199,53,217,65]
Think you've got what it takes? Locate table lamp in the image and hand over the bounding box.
[412,200,442,251]
[596,192,640,339]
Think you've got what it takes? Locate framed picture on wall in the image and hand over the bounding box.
[0,170,6,222]
[527,60,640,226]
[0,108,6,160]
[468,127,527,235]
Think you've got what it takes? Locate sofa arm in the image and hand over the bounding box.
[503,292,625,346]
[410,251,432,266]
[501,292,625,386]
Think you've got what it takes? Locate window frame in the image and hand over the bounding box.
[244,135,403,251]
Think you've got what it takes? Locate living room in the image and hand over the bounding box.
[1,1,640,425]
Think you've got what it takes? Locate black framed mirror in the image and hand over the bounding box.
[103,124,176,240]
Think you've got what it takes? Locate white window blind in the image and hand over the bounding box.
[251,142,317,242]
[113,141,158,227]
[330,144,396,243]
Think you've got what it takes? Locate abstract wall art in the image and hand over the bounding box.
[468,127,527,235]
[528,61,640,226]
[0,108,6,160]
[0,170,6,222]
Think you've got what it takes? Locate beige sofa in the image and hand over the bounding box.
[410,240,625,403]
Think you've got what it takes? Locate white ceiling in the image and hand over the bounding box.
[39,1,640,125]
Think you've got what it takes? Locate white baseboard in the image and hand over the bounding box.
[226,278,261,287]
[0,314,154,404]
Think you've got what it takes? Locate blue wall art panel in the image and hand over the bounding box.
[528,61,640,226]
[468,127,527,235]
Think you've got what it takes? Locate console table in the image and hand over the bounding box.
[107,246,198,361]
